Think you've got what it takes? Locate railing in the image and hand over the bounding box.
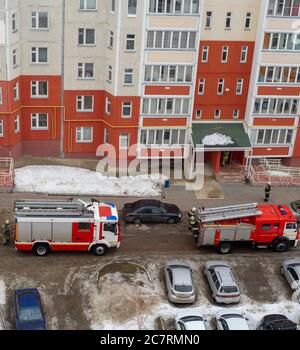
[0,158,14,189]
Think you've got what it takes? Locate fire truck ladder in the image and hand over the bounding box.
[198,203,262,223]
[14,200,86,217]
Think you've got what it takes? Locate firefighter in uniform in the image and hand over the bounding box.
[2,220,12,246]
[190,216,200,243]
[188,207,197,227]
[264,182,271,202]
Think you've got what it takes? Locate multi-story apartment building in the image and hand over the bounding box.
[0,0,299,172]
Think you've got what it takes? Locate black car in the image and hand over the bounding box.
[122,200,182,224]
[290,200,300,224]
[257,314,297,330]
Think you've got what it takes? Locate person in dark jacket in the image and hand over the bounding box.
[2,220,11,246]
[190,216,200,243]
[188,207,197,226]
[264,182,271,202]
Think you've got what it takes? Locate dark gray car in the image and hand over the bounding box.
[290,201,300,224]
[122,200,182,224]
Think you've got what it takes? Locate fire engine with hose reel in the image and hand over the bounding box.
[194,203,299,254]
[14,199,121,256]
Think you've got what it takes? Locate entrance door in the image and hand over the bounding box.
[72,222,94,243]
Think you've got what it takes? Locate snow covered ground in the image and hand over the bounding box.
[14,166,165,197]
[202,133,234,146]
[0,280,6,330]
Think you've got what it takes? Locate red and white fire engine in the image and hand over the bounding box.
[195,203,299,254]
[14,199,121,256]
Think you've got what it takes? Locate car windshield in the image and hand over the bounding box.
[291,201,300,213]
[19,306,43,322]
[222,314,244,320]
[220,286,238,293]
[181,316,203,323]
[174,284,193,293]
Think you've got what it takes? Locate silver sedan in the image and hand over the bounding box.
[281,258,300,290]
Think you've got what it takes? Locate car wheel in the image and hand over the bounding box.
[134,218,142,225]
[217,242,232,254]
[167,218,175,224]
[33,244,50,257]
[92,244,107,256]
[273,240,288,253]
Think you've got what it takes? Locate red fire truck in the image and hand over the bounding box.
[14,199,121,256]
[194,203,299,254]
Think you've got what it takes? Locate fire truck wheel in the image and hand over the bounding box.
[92,244,107,256]
[273,239,288,253]
[217,242,232,254]
[33,244,50,257]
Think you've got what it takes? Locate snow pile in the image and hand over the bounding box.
[202,133,234,146]
[14,166,165,197]
[0,280,5,330]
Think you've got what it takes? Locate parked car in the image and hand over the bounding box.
[13,288,46,330]
[215,309,250,330]
[290,200,300,224]
[176,310,208,330]
[204,261,241,304]
[281,258,300,291]
[164,261,196,304]
[257,314,297,330]
[122,200,182,224]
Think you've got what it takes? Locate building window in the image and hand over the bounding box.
[76,96,94,111]
[140,129,186,146]
[13,83,19,101]
[14,115,20,134]
[221,46,229,63]
[267,0,300,17]
[254,97,299,115]
[195,109,202,119]
[217,79,224,95]
[124,69,133,85]
[108,31,114,48]
[78,63,94,79]
[31,81,48,98]
[0,120,3,136]
[144,65,193,83]
[142,98,190,115]
[76,127,93,143]
[126,34,136,51]
[253,128,294,145]
[202,45,209,62]
[198,78,205,95]
[104,128,109,143]
[31,113,48,129]
[236,79,243,95]
[107,65,112,83]
[12,13,17,32]
[128,0,137,15]
[31,12,48,29]
[78,28,95,45]
[122,101,132,118]
[120,133,130,149]
[12,49,18,67]
[146,30,196,49]
[225,12,232,29]
[0,87,2,105]
[214,109,221,119]
[148,0,200,14]
[258,65,300,84]
[233,110,239,119]
[205,11,212,29]
[240,46,248,63]
[79,0,97,10]
[31,47,48,63]
[245,12,251,29]
[105,97,111,114]
[263,32,300,51]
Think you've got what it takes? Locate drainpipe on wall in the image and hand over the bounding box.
[60,0,65,159]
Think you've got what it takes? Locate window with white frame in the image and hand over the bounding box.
[225,12,232,29]
[126,34,136,51]
[0,120,3,136]
[205,11,212,29]
[195,109,202,119]
[144,65,193,83]
[267,0,300,17]
[31,81,48,98]
[254,97,299,115]
[14,115,20,133]
[202,45,209,62]
[258,65,300,84]
[148,0,200,14]
[76,96,94,111]
[0,87,2,105]
[12,13,17,32]
[78,28,95,45]
[107,65,112,83]
[240,46,248,63]
[104,128,109,143]
[217,79,224,95]
[31,12,48,29]
[140,129,186,146]
[142,98,190,115]
[252,128,294,145]
[13,83,19,101]
[120,133,130,149]
[221,46,229,63]
[245,12,251,29]
[105,97,111,114]
[124,69,133,85]
[198,78,205,95]
[236,79,243,95]
[31,113,48,129]
[111,0,116,12]
[80,0,97,10]
[146,30,196,49]
[122,101,132,118]
[76,127,93,143]
[78,63,94,79]
[263,32,300,51]
[108,31,114,48]
[12,48,18,67]
[31,47,48,63]
[128,0,137,15]
[233,109,240,119]
[214,109,221,119]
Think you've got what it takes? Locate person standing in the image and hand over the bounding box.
[264,182,271,202]
[189,216,200,243]
[2,220,11,246]
[188,207,197,226]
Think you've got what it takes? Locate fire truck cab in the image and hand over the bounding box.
[14,199,121,257]
[195,203,299,254]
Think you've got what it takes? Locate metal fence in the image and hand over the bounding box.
[0,158,14,189]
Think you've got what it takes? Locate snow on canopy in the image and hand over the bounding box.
[202,133,234,146]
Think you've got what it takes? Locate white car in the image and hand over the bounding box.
[215,309,250,330]
[176,309,208,330]
[281,258,300,290]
